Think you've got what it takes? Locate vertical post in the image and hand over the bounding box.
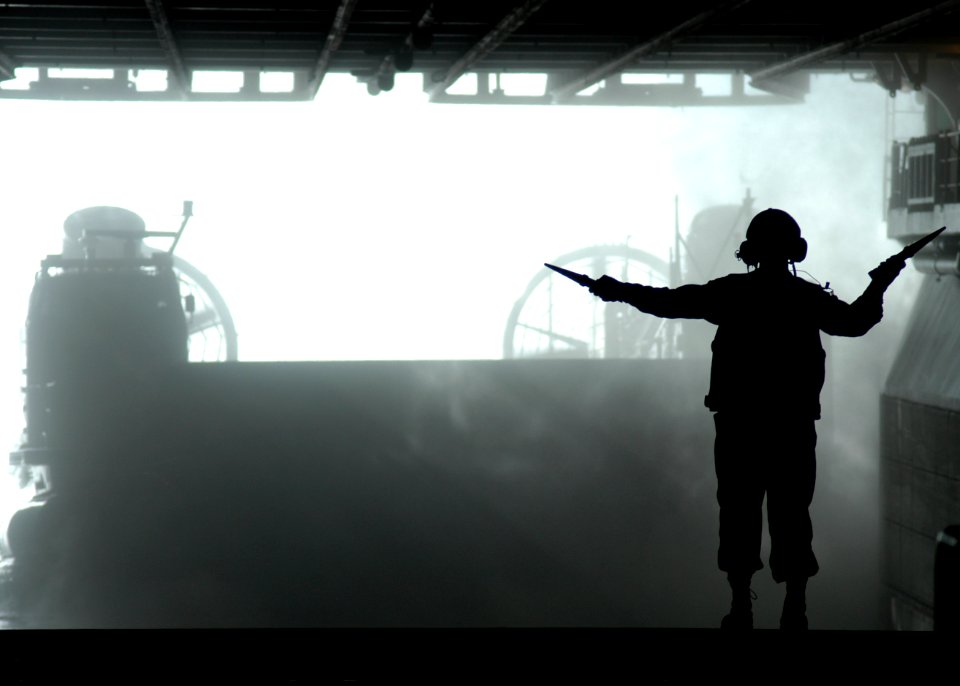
[672,195,681,288]
[671,195,681,358]
[168,200,194,255]
[936,526,960,630]
[547,273,553,355]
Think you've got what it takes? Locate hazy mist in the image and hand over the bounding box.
[0,72,930,629]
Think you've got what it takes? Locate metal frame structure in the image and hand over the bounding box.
[0,2,958,102]
[307,0,360,96]
[547,0,751,102]
[749,0,960,87]
[426,0,548,100]
[143,0,190,95]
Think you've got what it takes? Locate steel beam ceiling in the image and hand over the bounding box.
[307,0,360,96]
[749,0,960,86]
[549,0,753,102]
[0,2,958,102]
[143,0,190,95]
[427,0,549,100]
[0,48,17,80]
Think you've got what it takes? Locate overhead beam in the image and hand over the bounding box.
[431,72,801,107]
[0,48,17,81]
[549,0,752,102]
[307,0,360,97]
[427,0,549,100]
[750,0,960,86]
[143,0,191,96]
[367,3,436,94]
[895,52,927,90]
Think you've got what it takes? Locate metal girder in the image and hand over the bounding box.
[430,70,801,107]
[0,70,317,101]
[750,0,960,87]
[307,0,359,97]
[427,0,549,100]
[869,53,930,95]
[868,60,900,95]
[0,48,17,81]
[548,0,753,102]
[365,4,436,95]
[143,0,191,95]
[895,53,927,91]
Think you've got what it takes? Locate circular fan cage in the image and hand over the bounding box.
[174,256,238,362]
[504,245,677,360]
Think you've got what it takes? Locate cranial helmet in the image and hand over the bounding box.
[736,208,807,267]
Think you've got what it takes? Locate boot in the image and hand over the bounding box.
[721,572,754,630]
[779,577,808,630]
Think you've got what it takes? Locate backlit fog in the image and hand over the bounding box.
[0,72,925,393]
[0,71,932,628]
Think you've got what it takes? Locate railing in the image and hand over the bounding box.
[890,132,960,211]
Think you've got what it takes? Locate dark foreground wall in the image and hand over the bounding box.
[883,275,960,629]
[14,359,725,628]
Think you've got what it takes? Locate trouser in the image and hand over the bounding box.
[713,412,819,583]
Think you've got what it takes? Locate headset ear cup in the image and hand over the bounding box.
[737,239,758,267]
[793,237,808,263]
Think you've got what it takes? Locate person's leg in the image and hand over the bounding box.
[767,419,819,629]
[721,571,756,629]
[781,576,809,629]
[714,413,764,628]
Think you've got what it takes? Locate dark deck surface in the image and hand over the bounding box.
[0,627,945,682]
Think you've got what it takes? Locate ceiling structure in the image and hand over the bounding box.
[0,0,958,103]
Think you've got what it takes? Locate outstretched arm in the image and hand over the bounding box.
[589,275,716,320]
[819,256,906,336]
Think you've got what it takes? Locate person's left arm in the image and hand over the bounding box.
[590,275,719,321]
[818,256,905,336]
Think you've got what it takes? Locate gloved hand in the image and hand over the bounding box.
[589,275,627,302]
[868,255,907,290]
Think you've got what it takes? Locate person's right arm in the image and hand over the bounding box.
[589,275,717,321]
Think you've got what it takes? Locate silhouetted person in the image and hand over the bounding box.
[589,208,906,629]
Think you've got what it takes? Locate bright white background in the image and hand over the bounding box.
[0,70,926,454]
